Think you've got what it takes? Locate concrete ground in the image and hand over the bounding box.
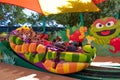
[0,62,77,80]
[94,56,120,63]
[1,56,120,80]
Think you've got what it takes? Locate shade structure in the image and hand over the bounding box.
[0,0,102,16]
[93,0,105,4]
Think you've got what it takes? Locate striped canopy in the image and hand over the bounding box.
[0,0,105,16]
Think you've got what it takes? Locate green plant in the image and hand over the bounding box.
[0,41,15,64]
[92,42,120,57]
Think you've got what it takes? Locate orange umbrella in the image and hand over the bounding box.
[93,0,105,4]
[0,0,104,16]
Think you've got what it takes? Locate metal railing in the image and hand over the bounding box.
[0,26,65,33]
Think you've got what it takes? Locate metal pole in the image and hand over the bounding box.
[79,13,84,26]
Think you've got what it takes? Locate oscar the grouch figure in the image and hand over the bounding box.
[90,17,120,45]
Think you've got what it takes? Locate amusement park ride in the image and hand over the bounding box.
[0,0,120,79]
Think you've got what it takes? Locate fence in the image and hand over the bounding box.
[0,26,65,33]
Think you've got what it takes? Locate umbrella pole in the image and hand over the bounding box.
[42,17,46,33]
[114,13,119,19]
[79,13,84,26]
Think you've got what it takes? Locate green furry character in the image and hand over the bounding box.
[90,17,120,45]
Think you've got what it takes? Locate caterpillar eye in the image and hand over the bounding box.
[91,46,94,49]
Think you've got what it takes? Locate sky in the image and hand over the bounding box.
[22,8,64,27]
[23,9,37,16]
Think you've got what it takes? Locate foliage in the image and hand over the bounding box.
[1,53,15,64]
[26,13,45,26]
[49,0,120,27]
[57,30,69,42]
[49,13,80,27]
[0,41,15,64]
[50,24,86,42]
[83,0,120,27]
[92,42,120,57]
[0,3,27,26]
[1,0,120,28]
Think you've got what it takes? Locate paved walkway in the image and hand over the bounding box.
[0,62,77,80]
[94,56,120,63]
